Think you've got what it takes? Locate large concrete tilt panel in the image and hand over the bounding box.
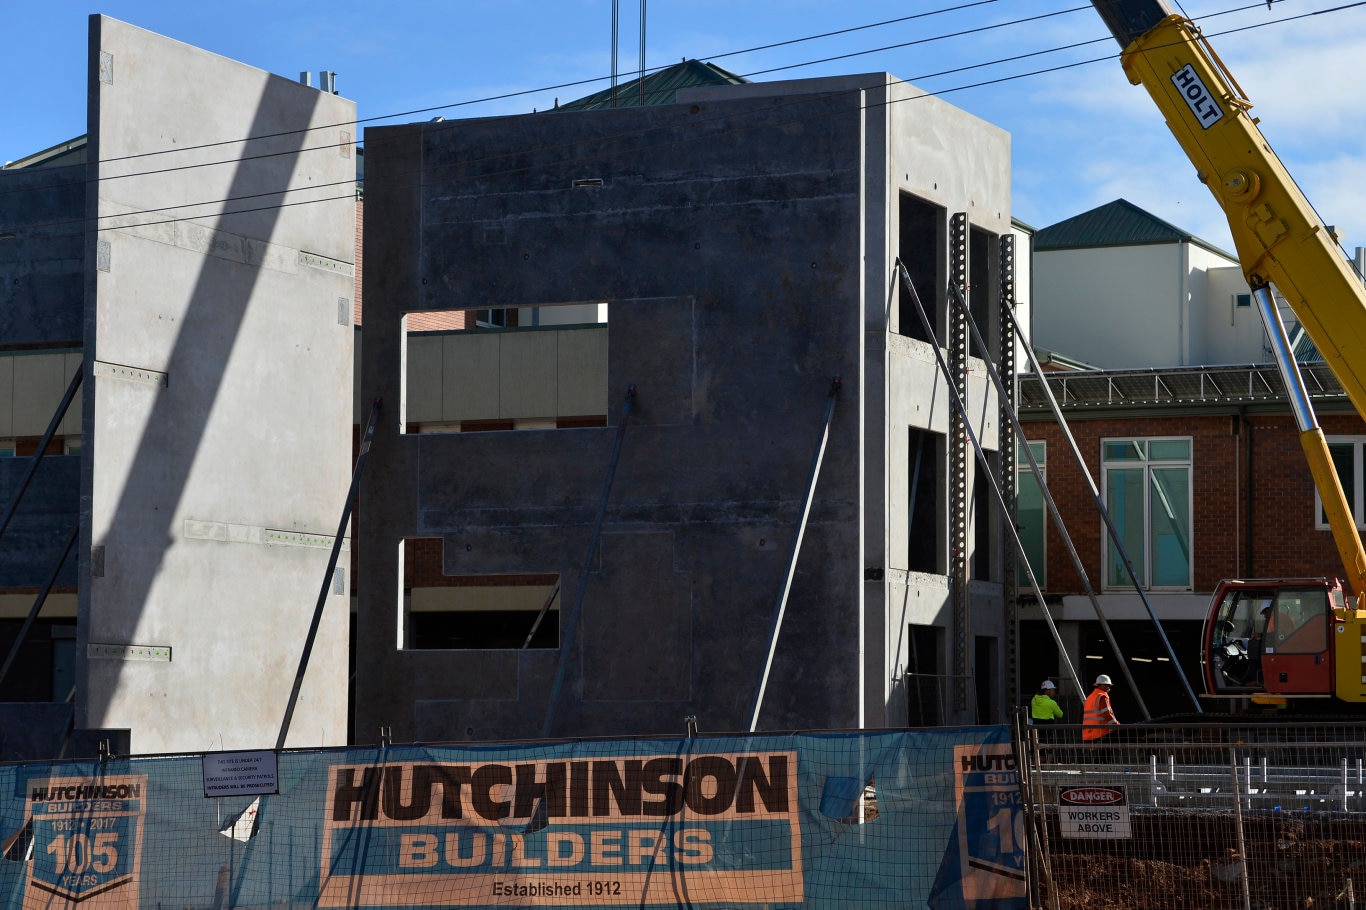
[0,163,84,599]
[78,17,356,752]
[359,73,1009,741]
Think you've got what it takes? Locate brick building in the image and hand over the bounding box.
[1015,360,1362,719]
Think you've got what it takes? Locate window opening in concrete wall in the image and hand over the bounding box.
[402,304,608,436]
[0,620,76,701]
[971,456,993,581]
[974,635,998,724]
[400,537,560,649]
[907,427,942,574]
[968,227,995,360]
[898,192,945,344]
[905,623,943,726]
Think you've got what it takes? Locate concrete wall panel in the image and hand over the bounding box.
[557,327,608,416]
[0,358,14,438]
[0,457,79,588]
[498,331,557,419]
[360,73,1010,740]
[581,532,690,701]
[405,335,443,422]
[0,166,85,346]
[13,355,68,437]
[442,332,499,421]
[59,353,83,437]
[78,17,355,753]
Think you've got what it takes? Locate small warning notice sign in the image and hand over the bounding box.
[1059,786,1130,839]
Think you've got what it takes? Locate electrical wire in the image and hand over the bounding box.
[4,0,1279,196]
[2,0,1358,243]
[6,0,1009,173]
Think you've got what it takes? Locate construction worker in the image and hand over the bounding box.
[1082,674,1120,741]
[1030,680,1064,725]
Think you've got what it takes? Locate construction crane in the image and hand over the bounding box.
[1090,0,1366,708]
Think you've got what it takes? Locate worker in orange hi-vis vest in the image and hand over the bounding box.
[1082,674,1120,741]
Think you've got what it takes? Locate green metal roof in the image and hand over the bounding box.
[558,59,748,111]
[3,135,86,170]
[1035,198,1230,257]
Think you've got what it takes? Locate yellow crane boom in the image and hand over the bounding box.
[1091,0,1366,607]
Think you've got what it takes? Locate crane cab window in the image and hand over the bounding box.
[1267,588,1329,655]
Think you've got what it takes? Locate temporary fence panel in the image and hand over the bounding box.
[0,727,1026,909]
[1019,720,1366,909]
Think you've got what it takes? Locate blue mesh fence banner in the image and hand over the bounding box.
[0,727,1024,908]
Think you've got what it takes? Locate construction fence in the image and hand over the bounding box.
[1016,715,1366,909]
[0,727,1030,909]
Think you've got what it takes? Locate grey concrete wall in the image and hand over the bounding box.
[877,79,1012,725]
[77,17,356,752]
[360,85,872,741]
[359,74,1013,740]
[0,165,84,600]
[0,457,79,588]
[0,165,85,345]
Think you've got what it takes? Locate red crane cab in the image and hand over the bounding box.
[1201,578,1366,708]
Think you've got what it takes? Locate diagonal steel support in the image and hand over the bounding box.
[949,282,1158,719]
[749,377,840,732]
[1004,306,1200,713]
[521,581,562,649]
[898,261,1085,700]
[542,387,636,738]
[276,397,382,750]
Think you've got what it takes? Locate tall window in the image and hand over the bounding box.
[1016,441,1046,588]
[1102,438,1192,589]
[1320,437,1366,529]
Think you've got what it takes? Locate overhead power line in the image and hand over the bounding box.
[1,1,1354,243]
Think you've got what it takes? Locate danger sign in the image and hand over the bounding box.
[1058,786,1130,840]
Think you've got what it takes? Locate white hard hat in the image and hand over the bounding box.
[1040,680,1056,690]
[1095,674,1113,686]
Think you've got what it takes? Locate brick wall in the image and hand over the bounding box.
[1022,408,1365,596]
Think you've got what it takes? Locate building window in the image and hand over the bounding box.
[1234,293,1252,308]
[474,308,514,329]
[1320,437,1366,529]
[400,538,560,650]
[1102,438,1192,589]
[1016,441,1046,589]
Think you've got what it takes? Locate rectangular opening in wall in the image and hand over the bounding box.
[402,303,608,435]
[898,192,944,344]
[908,427,942,574]
[971,455,993,581]
[0,620,76,702]
[905,623,943,726]
[974,635,998,724]
[968,227,996,359]
[401,534,559,650]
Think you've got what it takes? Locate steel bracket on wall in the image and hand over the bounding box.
[949,212,970,714]
[998,234,1019,705]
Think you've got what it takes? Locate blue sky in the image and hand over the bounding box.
[3,0,1364,253]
